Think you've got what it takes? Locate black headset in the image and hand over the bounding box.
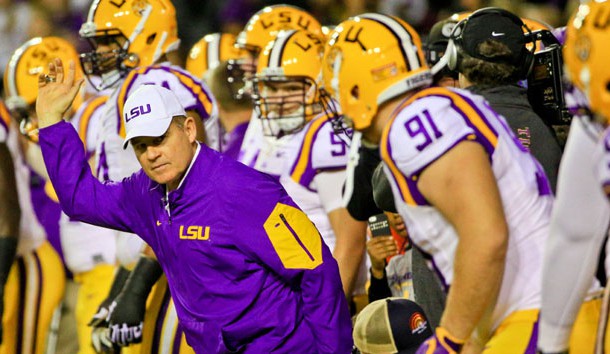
[446,7,536,80]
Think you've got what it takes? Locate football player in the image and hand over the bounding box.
[232,4,324,168]
[0,68,65,354]
[185,33,246,83]
[251,29,368,298]
[539,2,610,353]
[322,13,552,352]
[4,36,117,354]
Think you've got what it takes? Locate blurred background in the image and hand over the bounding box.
[0,0,578,96]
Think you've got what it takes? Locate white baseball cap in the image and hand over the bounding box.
[122,84,186,149]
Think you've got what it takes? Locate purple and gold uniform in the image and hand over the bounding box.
[0,101,65,354]
[62,95,119,354]
[41,122,352,353]
[380,87,552,350]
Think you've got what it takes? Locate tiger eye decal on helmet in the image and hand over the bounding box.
[79,0,180,90]
[321,13,431,131]
[564,1,610,123]
[252,30,325,137]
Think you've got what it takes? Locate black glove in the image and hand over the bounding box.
[89,266,131,353]
[107,256,162,347]
[0,237,17,345]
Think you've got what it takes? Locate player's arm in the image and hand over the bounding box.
[418,141,508,342]
[0,142,20,344]
[539,118,609,353]
[36,58,138,232]
[316,170,367,296]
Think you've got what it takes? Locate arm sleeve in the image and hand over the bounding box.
[229,177,352,354]
[314,170,347,214]
[39,121,141,233]
[539,117,609,352]
[368,268,392,303]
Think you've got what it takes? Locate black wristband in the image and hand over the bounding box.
[107,266,132,300]
[0,237,18,286]
[122,256,163,297]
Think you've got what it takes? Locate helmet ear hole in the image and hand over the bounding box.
[350,85,359,100]
[146,33,157,45]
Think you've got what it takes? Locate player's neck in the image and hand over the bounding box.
[364,93,414,144]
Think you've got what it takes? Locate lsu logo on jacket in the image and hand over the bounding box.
[179,225,210,240]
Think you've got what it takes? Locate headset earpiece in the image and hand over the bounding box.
[446,19,466,71]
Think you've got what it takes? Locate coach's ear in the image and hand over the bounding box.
[183,115,198,144]
[185,109,206,143]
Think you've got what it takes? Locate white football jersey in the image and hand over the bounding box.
[61,95,117,274]
[1,105,45,255]
[237,111,265,168]
[380,87,552,330]
[282,114,350,249]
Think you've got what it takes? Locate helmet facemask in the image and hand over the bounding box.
[253,75,322,137]
[226,52,257,100]
[80,30,136,91]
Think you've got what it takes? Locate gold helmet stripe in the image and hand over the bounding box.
[207,34,222,71]
[5,37,43,107]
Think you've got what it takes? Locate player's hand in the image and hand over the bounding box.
[88,298,119,353]
[106,290,145,346]
[536,351,568,354]
[91,327,119,353]
[366,236,397,274]
[416,327,465,354]
[35,58,84,129]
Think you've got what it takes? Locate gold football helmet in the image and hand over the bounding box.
[186,33,246,80]
[252,30,325,136]
[564,1,610,122]
[236,4,323,57]
[228,5,323,99]
[79,0,180,90]
[322,13,431,131]
[4,36,84,143]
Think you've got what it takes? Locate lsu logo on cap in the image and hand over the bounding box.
[125,104,152,122]
[410,312,428,335]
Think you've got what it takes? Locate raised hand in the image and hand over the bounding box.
[35,58,84,129]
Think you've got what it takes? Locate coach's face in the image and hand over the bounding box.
[131,116,197,191]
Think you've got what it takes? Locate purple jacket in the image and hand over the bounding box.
[40,122,352,353]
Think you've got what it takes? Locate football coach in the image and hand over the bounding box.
[34,58,352,353]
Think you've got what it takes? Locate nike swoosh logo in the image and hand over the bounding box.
[491,31,505,37]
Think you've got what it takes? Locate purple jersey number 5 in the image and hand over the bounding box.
[404,109,443,151]
[330,131,347,157]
